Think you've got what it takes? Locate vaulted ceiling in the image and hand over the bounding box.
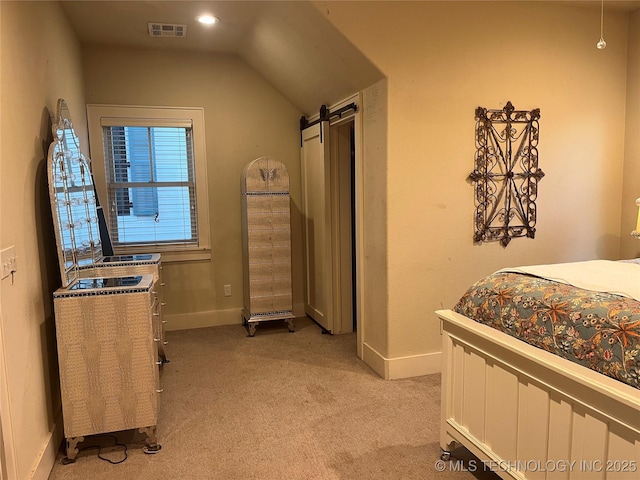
[59,1,640,115]
[60,0,384,115]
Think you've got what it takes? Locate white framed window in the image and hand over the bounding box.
[87,105,210,261]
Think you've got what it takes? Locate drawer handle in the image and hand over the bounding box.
[160,283,166,286]
[156,389,164,393]
[163,341,169,345]
[154,338,160,342]
[161,302,166,306]
[153,313,160,317]
[156,361,163,365]
[162,320,168,324]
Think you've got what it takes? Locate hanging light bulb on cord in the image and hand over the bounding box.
[597,0,607,49]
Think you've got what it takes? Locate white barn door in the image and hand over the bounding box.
[300,122,334,333]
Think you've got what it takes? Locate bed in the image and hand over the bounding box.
[436,259,640,480]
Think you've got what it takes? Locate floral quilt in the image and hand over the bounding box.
[454,272,640,389]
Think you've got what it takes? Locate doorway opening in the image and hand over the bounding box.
[329,119,357,334]
[300,97,363,356]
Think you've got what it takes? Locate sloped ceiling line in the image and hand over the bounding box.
[61,1,384,114]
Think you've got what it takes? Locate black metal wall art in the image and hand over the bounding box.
[469,101,544,247]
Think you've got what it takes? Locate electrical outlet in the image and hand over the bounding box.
[1,246,16,280]
[224,284,232,297]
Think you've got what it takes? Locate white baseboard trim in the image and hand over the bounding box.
[292,302,305,318]
[29,410,63,480]
[164,308,242,331]
[164,303,306,331]
[362,342,387,378]
[362,342,442,380]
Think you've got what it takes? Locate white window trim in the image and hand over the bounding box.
[87,104,211,262]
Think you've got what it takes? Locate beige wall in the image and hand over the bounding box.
[81,45,304,330]
[318,1,632,370]
[621,9,640,258]
[1,4,638,478]
[0,1,85,478]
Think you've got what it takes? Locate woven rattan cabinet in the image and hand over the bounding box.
[241,156,295,336]
[53,275,162,462]
[46,99,165,463]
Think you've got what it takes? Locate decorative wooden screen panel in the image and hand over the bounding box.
[469,101,544,247]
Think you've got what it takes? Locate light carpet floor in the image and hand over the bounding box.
[48,317,499,480]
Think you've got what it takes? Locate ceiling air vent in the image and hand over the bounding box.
[148,23,187,38]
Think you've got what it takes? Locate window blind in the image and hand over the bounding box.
[103,125,198,247]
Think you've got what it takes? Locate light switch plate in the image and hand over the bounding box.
[1,245,16,280]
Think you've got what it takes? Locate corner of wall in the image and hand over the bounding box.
[360,78,390,362]
[362,341,442,380]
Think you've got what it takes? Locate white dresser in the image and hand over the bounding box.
[241,156,295,336]
[53,275,162,462]
[46,98,165,463]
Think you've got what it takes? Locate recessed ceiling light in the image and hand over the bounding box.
[196,14,218,25]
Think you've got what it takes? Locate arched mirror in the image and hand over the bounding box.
[47,98,103,287]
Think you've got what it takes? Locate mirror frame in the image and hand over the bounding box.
[47,98,103,287]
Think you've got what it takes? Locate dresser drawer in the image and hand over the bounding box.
[247,229,291,247]
[249,294,293,314]
[246,195,290,214]
[248,245,291,264]
[249,277,292,297]
[248,262,291,281]
[246,212,290,230]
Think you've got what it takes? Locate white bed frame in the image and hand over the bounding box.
[436,309,640,480]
